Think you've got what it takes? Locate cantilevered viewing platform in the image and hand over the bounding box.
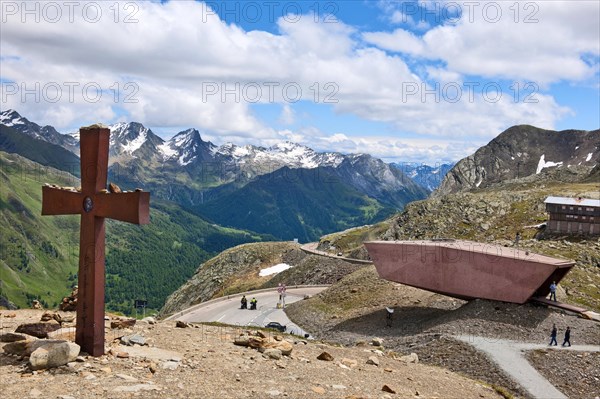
[364,240,575,304]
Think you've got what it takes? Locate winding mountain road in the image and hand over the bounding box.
[170,286,328,337]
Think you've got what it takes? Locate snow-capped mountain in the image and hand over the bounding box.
[391,163,454,191]
[214,141,345,170]
[0,110,430,210]
[0,109,79,153]
[107,122,165,160]
[158,128,216,166]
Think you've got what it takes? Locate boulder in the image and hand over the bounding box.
[233,335,250,347]
[366,356,380,366]
[120,334,146,346]
[175,321,189,328]
[47,327,76,341]
[371,337,384,347]
[382,385,396,394]
[259,338,293,356]
[29,341,80,370]
[317,351,334,361]
[15,321,61,338]
[41,311,62,323]
[340,358,358,368]
[248,337,264,349]
[31,300,43,310]
[60,287,78,311]
[399,353,419,363]
[111,318,136,329]
[0,332,29,343]
[141,317,156,324]
[256,330,268,339]
[262,349,282,360]
[3,340,35,356]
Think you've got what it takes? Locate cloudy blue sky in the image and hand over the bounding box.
[1,0,598,164]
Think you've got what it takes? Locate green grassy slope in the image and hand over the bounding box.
[0,124,80,176]
[0,151,273,314]
[194,167,395,243]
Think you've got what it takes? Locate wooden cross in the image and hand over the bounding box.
[41,125,150,356]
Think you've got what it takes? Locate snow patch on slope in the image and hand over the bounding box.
[259,263,292,277]
[536,154,563,174]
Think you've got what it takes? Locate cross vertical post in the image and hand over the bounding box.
[42,125,150,356]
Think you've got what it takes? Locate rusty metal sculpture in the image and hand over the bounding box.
[365,240,574,304]
[42,125,150,356]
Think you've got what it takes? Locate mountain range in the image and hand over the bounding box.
[0,150,272,312]
[0,109,431,241]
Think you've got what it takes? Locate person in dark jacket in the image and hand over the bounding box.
[240,295,247,309]
[562,326,571,347]
[549,324,558,346]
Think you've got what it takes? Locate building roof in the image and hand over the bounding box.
[366,240,575,266]
[544,196,600,207]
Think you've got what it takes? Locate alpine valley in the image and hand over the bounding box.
[0,109,436,312]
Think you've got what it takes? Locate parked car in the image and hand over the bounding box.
[265,321,286,332]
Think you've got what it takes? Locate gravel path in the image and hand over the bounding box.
[455,336,600,399]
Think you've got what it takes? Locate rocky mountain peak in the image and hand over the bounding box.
[0,109,24,126]
[108,122,164,158]
[434,125,600,197]
[158,128,216,166]
[0,109,79,152]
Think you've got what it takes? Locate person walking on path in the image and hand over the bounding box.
[562,326,571,347]
[549,324,558,346]
[549,281,557,301]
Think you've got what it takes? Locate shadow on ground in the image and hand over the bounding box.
[330,300,553,339]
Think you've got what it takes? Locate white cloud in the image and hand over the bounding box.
[364,1,600,85]
[279,126,481,164]
[278,104,295,125]
[0,0,593,164]
[362,28,425,55]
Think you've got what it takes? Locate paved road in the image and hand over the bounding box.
[300,242,373,264]
[455,335,600,399]
[175,286,328,337]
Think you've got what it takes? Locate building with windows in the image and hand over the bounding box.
[544,196,600,235]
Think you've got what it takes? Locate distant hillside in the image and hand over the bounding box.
[193,166,398,242]
[0,124,80,176]
[0,151,272,313]
[435,125,599,196]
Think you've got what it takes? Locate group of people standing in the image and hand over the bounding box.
[240,295,257,310]
[549,324,571,347]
